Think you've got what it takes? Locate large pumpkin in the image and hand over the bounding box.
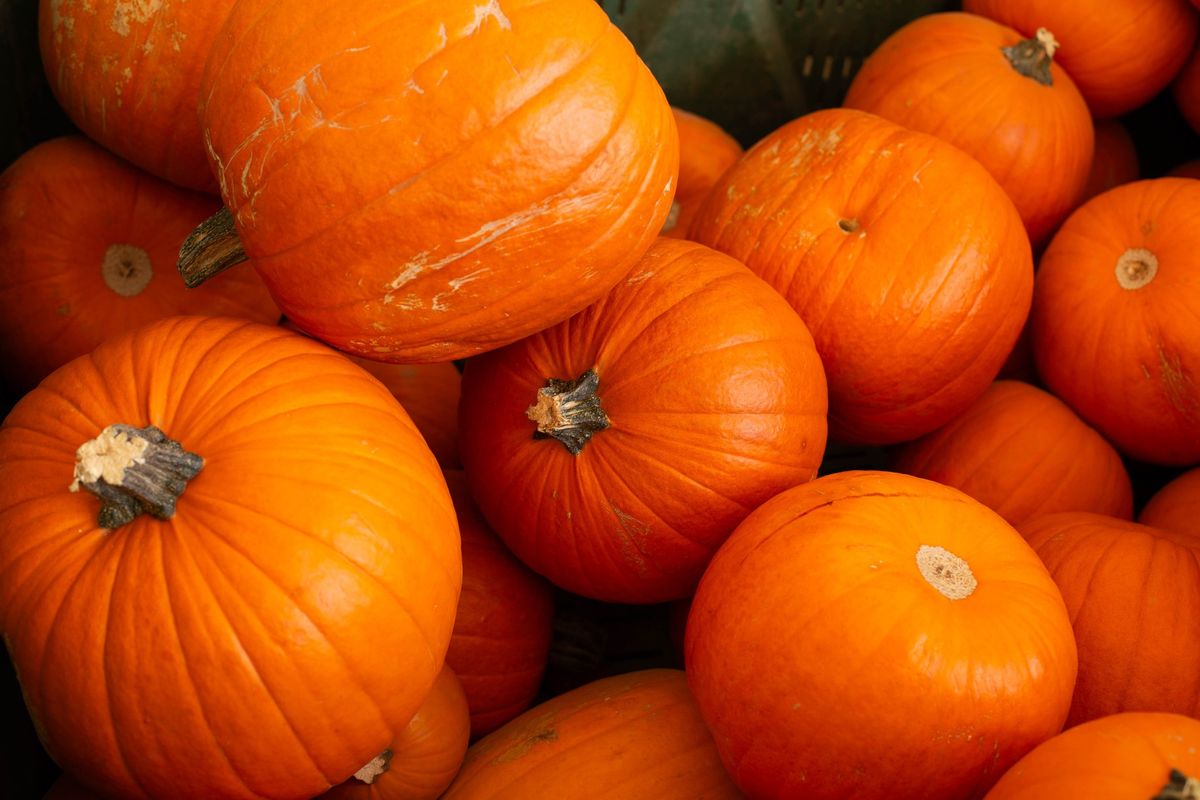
[0,316,461,799]
[183,0,677,364]
[459,237,828,603]
[1139,468,1200,537]
[346,361,462,469]
[661,108,742,240]
[843,12,1093,246]
[690,107,1031,445]
[686,470,1078,800]
[1030,178,1200,465]
[0,136,279,395]
[441,669,740,799]
[1021,512,1200,726]
[1079,120,1140,204]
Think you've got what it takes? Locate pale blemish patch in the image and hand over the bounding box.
[110,0,163,37]
[912,159,933,185]
[626,270,655,285]
[404,78,425,96]
[429,268,490,312]
[463,0,512,36]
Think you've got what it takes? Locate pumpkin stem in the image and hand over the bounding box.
[1002,27,1059,86]
[1116,248,1159,290]
[525,369,610,455]
[352,749,393,785]
[1155,769,1200,799]
[177,207,248,288]
[70,424,204,530]
[916,545,977,600]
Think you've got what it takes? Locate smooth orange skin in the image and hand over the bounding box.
[964,0,1199,118]
[1022,513,1200,726]
[1140,467,1200,537]
[39,0,234,191]
[690,107,1032,445]
[0,137,279,395]
[662,108,743,240]
[893,380,1133,526]
[1175,40,1200,135]
[1030,178,1200,465]
[984,712,1200,799]
[350,361,462,469]
[1079,120,1139,204]
[459,238,828,603]
[319,666,470,800]
[686,470,1078,800]
[199,0,678,364]
[843,12,1094,247]
[441,669,740,799]
[442,471,554,738]
[0,317,461,800]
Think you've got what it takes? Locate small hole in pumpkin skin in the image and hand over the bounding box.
[837,218,859,234]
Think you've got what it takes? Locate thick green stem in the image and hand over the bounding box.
[525,369,610,455]
[1155,769,1200,800]
[1002,27,1059,87]
[177,207,247,288]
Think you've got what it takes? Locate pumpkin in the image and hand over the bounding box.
[442,471,554,738]
[1140,468,1200,537]
[843,12,1094,246]
[1170,159,1200,179]
[320,666,470,800]
[660,108,742,240]
[1175,39,1200,135]
[1080,120,1140,204]
[685,470,1078,800]
[441,669,740,799]
[963,0,1199,119]
[0,316,461,800]
[892,380,1133,526]
[1030,178,1200,465]
[690,107,1032,445]
[43,776,99,799]
[459,237,828,603]
[0,136,279,396]
[38,0,236,191]
[181,0,677,364]
[1021,512,1200,726]
[984,712,1200,799]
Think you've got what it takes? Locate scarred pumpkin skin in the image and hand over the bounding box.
[661,108,743,240]
[843,12,1093,246]
[197,0,677,364]
[1021,513,1200,726]
[459,238,828,603]
[0,316,461,800]
[1140,468,1200,538]
[1030,178,1200,465]
[0,137,279,395]
[690,108,1031,445]
[686,471,1078,800]
[1079,120,1139,204]
[38,0,236,191]
[1175,40,1200,135]
[441,669,740,799]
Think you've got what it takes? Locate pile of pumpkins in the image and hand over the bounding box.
[1,0,1199,798]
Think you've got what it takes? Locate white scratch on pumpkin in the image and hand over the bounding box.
[110,0,162,37]
[912,160,933,185]
[430,268,490,312]
[463,0,511,36]
[404,78,424,96]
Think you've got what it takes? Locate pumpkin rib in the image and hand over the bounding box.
[579,453,667,580]
[603,334,798,399]
[601,434,751,519]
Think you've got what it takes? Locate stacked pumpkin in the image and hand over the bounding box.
[1,0,1199,798]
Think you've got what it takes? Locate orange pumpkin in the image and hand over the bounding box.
[892,380,1133,526]
[686,470,1077,800]
[963,0,1199,118]
[1140,468,1200,537]
[1030,178,1200,465]
[661,108,743,240]
[443,471,554,738]
[1021,513,1200,726]
[690,107,1031,445]
[348,361,462,469]
[320,666,470,800]
[0,137,279,395]
[1079,120,1140,203]
[42,776,99,799]
[843,12,1094,246]
[441,669,740,799]
[1175,39,1200,135]
[984,712,1200,799]
[0,316,461,800]
[459,238,828,603]
[39,0,235,191]
[185,0,677,364]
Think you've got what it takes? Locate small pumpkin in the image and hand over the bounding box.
[661,108,743,240]
[1175,39,1200,135]
[843,12,1094,246]
[686,470,1077,800]
[1080,120,1140,204]
[1140,468,1200,537]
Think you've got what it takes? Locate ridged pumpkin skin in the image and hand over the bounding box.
[1021,513,1200,726]
[0,316,461,800]
[963,0,1199,118]
[843,12,1093,246]
[350,361,462,469]
[442,471,554,738]
[892,380,1133,526]
[1140,468,1200,537]
[1079,120,1139,204]
[0,137,279,395]
[320,666,470,800]
[1176,40,1200,135]
[441,669,740,799]
[985,712,1200,799]
[459,238,828,603]
[686,471,1078,800]
[39,0,235,191]
[198,0,677,363]
[690,108,1031,445]
[1031,178,1200,465]
[662,108,742,240]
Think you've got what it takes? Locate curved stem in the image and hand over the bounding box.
[177,207,247,288]
[1155,769,1200,800]
[352,749,393,784]
[525,369,610,455]
[1002,27,1059,86]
